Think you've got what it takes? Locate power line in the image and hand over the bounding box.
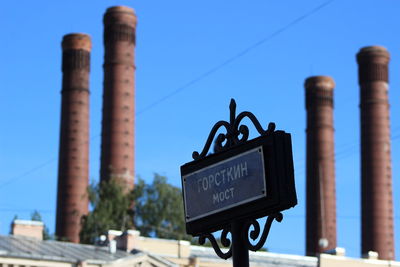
[136,0,335,115]
[0,208,54,214]
[4,114,396,191]
[0,1,335,191]
[0,134,101,190]
[0,157,57,189]
[295,126,400,176]
[284,213,400,220]
[4,118,396,191]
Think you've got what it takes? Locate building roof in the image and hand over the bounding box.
[12,220,44,226]
[190,245,318,267]
[0,235,141,264]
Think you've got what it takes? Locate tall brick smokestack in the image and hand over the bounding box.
[56,33,91,243]
[357,46,395,260]
[305,76,337,256]
[100,6,136,189]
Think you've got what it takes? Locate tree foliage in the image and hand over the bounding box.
[30,210,52,240]
[30,210,42,221]
[80,174,191,244]
[80,179,134,244]
[133,174,191,241]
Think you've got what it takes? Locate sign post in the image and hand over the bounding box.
[180,99,297,266]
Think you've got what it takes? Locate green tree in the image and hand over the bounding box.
[80,174,191,244]
[30,210,52,240]
[133,174,191,241]
[80,179,134,244]
[9,215,18,235]
[31,210,42,221]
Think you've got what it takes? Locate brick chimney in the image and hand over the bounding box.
[357,46,395,260]
[56,33,91,243]
[305,76,337,256]
[107,229,139,252]
[100,6,137,189]
[12,220,44,240]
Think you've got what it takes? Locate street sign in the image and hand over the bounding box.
[180,99,297,266]
[183,147,266,223]
[181,130,297,235]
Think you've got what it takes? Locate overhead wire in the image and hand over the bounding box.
[0,0,336,192]
[0,208,54,214]
[0,134,100,190]
[295,126,400,176]
[136,0,335,115]
[0,157,57,189]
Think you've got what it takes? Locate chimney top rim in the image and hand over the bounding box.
[306,75,334,80]
[359,45,388,53]
[126,230,140,236]
[305,76,335,89]
[106,6,136,15]
[107,230,123,236]
[357,45,390,60]
[63,33,91,39]
[62,33,92,51]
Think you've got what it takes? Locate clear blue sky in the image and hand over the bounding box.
[0,0,399,259]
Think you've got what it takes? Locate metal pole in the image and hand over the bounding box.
[231,220,249,267]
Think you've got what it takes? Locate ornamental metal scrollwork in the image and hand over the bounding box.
[192,99,276,160]
[244,213,283,251]
[191,99,286,262]
[198,226,232,259]
[197,213,283,260]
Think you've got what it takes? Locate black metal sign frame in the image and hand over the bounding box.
[180,99,297,266]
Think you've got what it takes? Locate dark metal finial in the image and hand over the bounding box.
[229,98,236,126]
[192,99,275,160]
